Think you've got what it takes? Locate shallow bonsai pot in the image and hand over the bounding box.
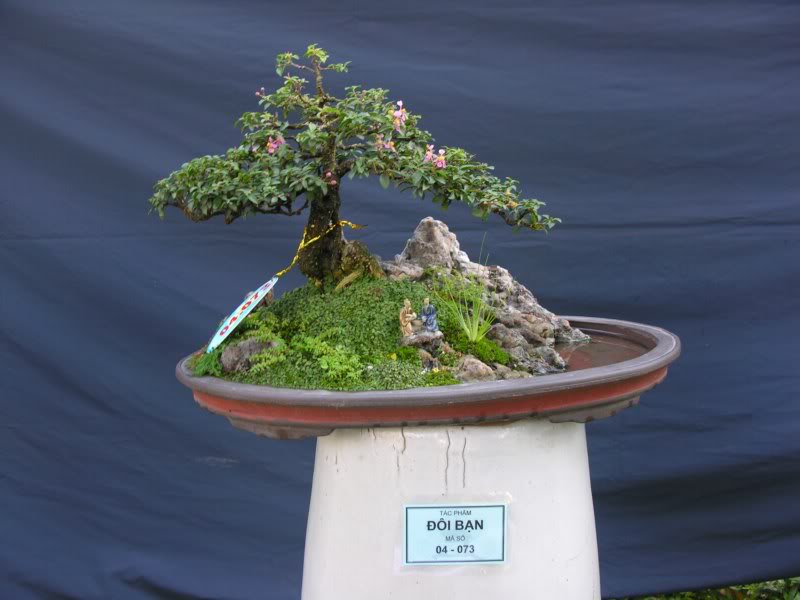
[175,316,680,440]
[176,316,679,599]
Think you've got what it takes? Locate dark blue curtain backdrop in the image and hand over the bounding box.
[1,1,798,598]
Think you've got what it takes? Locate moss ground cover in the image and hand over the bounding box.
[612,577,800,600]
[190,275,507,391]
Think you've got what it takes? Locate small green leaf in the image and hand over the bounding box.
[379,174,390,189]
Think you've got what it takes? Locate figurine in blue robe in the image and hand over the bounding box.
[420,297,439,333]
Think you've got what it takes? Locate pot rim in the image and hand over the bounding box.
[175,316,680,409]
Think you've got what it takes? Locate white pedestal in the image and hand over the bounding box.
[301,420,600,600]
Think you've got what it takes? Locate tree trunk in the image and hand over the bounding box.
[297,189,345,283]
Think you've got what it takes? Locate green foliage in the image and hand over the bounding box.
[149,44,559,241]
[236,309,282,343]
[248,341,288,375]
[294,332,363,388]
[361,360,458,390]
[190,348,224,377]
[269,276,430,360]
[425,369,461,386]
[360,360,428,391]
[428,272,508,364]
[393,346,421,363]
[611,577,800,600]
[434,275,495,343]
[195,276,471,391]
[449,333,510,366]
[437,350,461,368]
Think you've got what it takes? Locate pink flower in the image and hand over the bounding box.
[375,134,396,152]
[423,144,435,162]
[266,136,285,154]
[434,149,447,169]
[392,100,408,131]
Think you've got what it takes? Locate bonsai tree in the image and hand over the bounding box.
[149,44,558,284]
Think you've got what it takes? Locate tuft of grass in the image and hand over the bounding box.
[434,275,495,343]
[427,273,509,365]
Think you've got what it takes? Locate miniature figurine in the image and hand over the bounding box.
[420,297,439,333]
[399,299,417,337]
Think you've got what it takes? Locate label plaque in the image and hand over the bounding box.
[404,504,507,565]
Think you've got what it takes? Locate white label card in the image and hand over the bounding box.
[206,276,279,353]
[404,504,507,565]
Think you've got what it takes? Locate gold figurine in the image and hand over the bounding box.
[399,298,417,337]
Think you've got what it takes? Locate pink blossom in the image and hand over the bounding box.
[375,134,396,152]
[266,136,285,154]
[392,100,408,131]
[423,144,435,162]
[434,149,447,169]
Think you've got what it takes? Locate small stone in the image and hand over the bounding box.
[456,355,495,382]
[381,261,424,281]
[493,363,512,377]
[530,346,567,370]
[399,330,444,353]
[221,338,276,373]
[418,349,439,371]
[492,362,531,380]
[505,370,533,379]
[508,347,552,375]
[487,322,529,351]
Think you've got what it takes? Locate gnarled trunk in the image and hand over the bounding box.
[298,189,345,283]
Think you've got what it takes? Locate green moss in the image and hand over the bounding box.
[360,360,428,390]
[425,369,461,386]
[195,276,449,391]
[437,350,461,368]
[269,276,430,360]
[393,346,421,363]
[448,332,510,366]
[190,275,508,391]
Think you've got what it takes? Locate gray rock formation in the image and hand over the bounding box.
[417,349,439,371]
[221,338,276,373]
[382,217,589,377]
[456,355,496,382]
[398,330,444,354]
[492,363,533,380]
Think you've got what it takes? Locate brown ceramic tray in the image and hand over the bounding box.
[176,316,680,439]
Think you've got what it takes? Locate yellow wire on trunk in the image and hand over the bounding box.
[275,220,364,278]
